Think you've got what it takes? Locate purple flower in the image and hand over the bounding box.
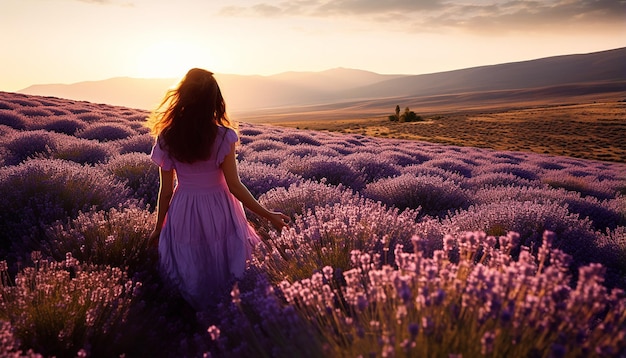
[207,325,221,341]
[408,323,419,339]
[77,122,135,142]
[363,174,470,217]
[481,331,496,355]
[0,109,28,130]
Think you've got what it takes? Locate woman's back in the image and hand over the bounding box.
[152,126,237,191]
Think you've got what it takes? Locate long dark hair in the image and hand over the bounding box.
[147,68,234,163]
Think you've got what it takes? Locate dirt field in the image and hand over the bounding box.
[269,100,626,163]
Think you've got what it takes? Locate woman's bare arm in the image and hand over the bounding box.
[149,168,175,246]
[221,145,289,231]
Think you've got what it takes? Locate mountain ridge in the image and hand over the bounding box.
[342,47,626,99]
[18,47,626,113]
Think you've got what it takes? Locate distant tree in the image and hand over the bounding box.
[388,105,400,122]
[399,107,422,122]
[389,105,422,122]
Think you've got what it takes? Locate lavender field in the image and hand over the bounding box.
[0,90,625,357]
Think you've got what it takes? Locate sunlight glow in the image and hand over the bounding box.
[133,39,216,79]
[1,0,624,91]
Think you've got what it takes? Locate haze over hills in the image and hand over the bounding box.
[18,47,626,117]
[19,68,403,112]
[339,47,626,99]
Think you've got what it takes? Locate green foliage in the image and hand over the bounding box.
[253,200,419,284]
[44,205,156,275]
[400,107,422,122]
[388,106,423,122]
[272,233,626,357]
[0,254,137,357]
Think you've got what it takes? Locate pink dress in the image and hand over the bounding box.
[150,127,260,310]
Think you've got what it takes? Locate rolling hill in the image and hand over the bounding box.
[18,47,626,118]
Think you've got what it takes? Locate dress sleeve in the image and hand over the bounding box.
[150,137,175,170]
[216,128,239,166]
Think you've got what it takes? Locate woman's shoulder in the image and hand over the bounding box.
[150,134,175,169]
[214,126,238,165]
[153,134,168,151]
[218,126,238,143]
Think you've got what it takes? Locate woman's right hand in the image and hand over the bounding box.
[267,212,290,232]
[148,229,160,249]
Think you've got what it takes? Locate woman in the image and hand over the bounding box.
[147,68,289,310]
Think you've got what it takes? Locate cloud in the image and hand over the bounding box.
[315,0,445,15]
[426,0,626,34]
[76,0,134,6]
[219,0,626,33]
[250,3,285,16]
[220,0,444,17]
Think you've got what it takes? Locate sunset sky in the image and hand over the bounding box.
[1,0,625,92]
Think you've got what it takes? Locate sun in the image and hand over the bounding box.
[133,39,215,79]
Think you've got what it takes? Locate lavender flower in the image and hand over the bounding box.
[0,158,130,255]
[1,92,625,357]
[280,154,367,190]
[363,174,470,216]
[0,110,29,130]
[259,180,360,218]
[41,116,86,135]
[77,122,136,142]
[3,130,58,165]
[0,254,137,357]
[52,136,114,165]
[103,152,159,206]
[44,204,155,274]
[116,133,154,155]
[238,161,302,198]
